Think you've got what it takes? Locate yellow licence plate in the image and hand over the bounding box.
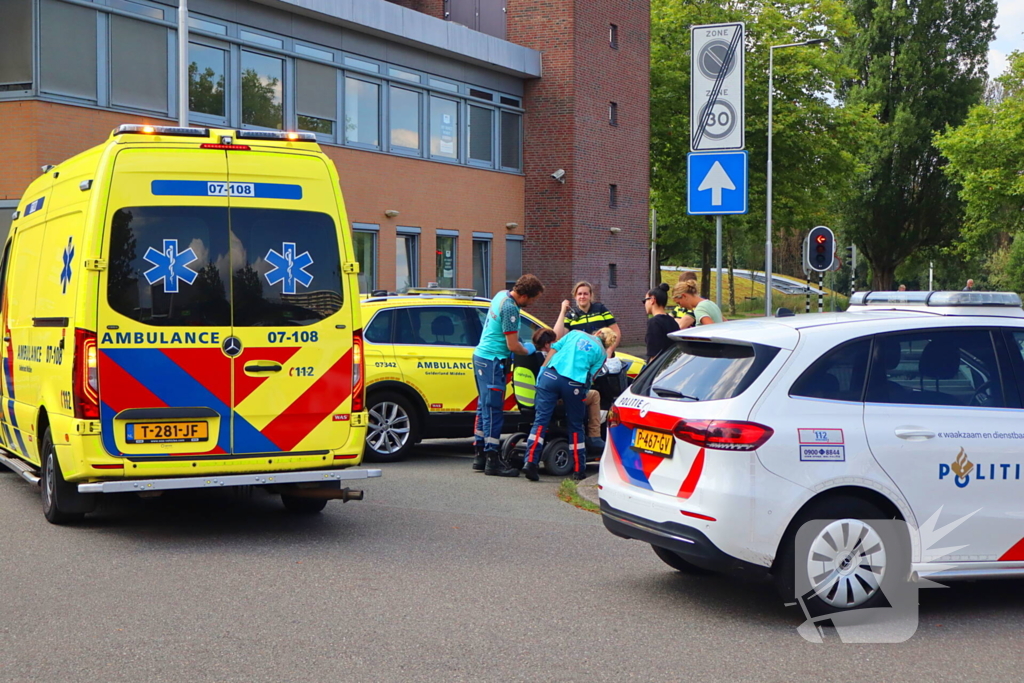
[633,428,674,457]
[126,421,209,445]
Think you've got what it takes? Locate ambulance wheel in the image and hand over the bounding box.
[281,495,328,514]
[364,392,417,462]
[651,545,713,575]
[773,497,909,616]
[542,438,574,477]
[40,428,94,525]
[500,433,527,470]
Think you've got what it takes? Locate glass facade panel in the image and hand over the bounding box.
[111,15,168,112]
[344,56,379,73]
[241,30,283,49]
[473,239,491,298]
[390,86,421,152]
[0,0,33,88]
[469,105,493,163]
[189,43,227,117]
[241,51,284,129]
[345,77,379,147]
[505,238,522,289]
[500,111,522,170]
[296,44,334,61]
[436,235,456,288]
[396,234,418,291]
[352,229,377,293]
[189,17,228,35]
[40,0,98,100]
[297,60,336,136]
[430,96,458,160]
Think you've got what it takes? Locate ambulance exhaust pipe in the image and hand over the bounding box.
[275,485,365,502]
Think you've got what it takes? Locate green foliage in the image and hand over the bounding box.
[241,68,283,130]
[935,52,1024,259]
[651,0,874,276]
[838,0,997,289]
[188,62,225,117]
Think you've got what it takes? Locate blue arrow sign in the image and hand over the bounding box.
[687,151,748,215]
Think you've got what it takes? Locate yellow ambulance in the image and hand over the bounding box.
[0,124,377,523]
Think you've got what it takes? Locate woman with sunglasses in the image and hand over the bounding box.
[644,283,679,361]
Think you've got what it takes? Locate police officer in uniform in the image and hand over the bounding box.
[554,281,621,354]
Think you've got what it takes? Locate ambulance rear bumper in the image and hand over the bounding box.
[77,467,382,494]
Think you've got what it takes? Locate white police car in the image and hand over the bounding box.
[599,291,1024,612]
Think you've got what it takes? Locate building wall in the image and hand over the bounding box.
[0,100,523,296]
[508,0,650,342]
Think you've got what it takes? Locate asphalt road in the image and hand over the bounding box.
[2,439,1023,682]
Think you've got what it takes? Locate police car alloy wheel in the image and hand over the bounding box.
[805,518,887,609]
[365,392,417,462]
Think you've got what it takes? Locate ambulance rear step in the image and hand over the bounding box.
[77,467,382,494]
[0,451,41,486]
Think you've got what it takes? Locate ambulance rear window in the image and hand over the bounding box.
[107,206,343,326]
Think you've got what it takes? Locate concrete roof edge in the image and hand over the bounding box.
[249,0,543,79]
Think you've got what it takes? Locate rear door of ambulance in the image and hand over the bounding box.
[224,149,355,456]
[97,147,234,460]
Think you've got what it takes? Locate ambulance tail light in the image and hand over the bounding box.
[73,329,100,420]
[672,419,773,452]
[351,332,364,412]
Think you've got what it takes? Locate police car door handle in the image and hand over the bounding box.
[244,363,282,373]
[895,427,935,440]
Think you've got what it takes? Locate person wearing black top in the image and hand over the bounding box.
[645,283,678,361]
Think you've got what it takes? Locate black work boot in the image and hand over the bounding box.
[484,451,519,477]
[523,461,540,482]
[573,469,589,482]
[472,443,486,471]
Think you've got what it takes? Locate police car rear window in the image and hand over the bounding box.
[107,206,343,326]
[631,339,780,402]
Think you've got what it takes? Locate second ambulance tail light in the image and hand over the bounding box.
[672,419,773,451]
[73,329,100,419]
[351,332,364,412]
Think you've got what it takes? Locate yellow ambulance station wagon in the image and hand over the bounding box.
[0,124,379,523]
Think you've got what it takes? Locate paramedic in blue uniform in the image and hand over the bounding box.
[472,274,545,476]
[522,327,616,482]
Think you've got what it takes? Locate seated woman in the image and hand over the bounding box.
[522,327,617,482]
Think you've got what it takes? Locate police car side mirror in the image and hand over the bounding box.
[775,307,795,318]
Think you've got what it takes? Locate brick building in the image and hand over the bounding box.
[0,0,649,339]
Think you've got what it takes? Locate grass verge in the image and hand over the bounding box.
[557,479,600,514]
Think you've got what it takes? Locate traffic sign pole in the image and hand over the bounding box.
[716,216,723,307]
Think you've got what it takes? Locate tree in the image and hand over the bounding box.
[241,69,283,130]
[188,62,225,117]
[838,0,997,289]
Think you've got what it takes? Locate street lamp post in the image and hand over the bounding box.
[178,0,189,126]
[765,38,825,317]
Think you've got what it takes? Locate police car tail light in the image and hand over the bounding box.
[607,406,622,428]
[73,329,100,420]
[672,419,773,451]
[351,332,365,412]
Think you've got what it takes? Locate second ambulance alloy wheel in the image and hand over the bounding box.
[364,391,419,462]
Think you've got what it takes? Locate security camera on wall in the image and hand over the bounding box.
[551,169,566,183]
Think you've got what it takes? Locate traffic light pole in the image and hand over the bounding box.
[818,270,824,313]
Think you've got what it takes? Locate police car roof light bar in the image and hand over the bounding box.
[114,124,210,137]
[849,291,1023,308]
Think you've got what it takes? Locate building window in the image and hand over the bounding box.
[241,51,284,129]
[469,105,494,164]
[610,184,618,208]
[436,233,457,288]
[500,111,521,171]
[111,15,168,112]
[609,263,618,288]
[0,201,17,246]
[505,236,523,290]
[352,224,378,294]
[610,24,619,49]
[189,43,227,118]
[397,231,419,291]
[473,238,491,297]
[609,101,618,126]
[40,0,98,101]
[297,60,337,136]
[430,96,459,160]
[0,0,33,91]
[390,85,421,153]
[345,77,380,147]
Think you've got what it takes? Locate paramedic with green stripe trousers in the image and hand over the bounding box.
[554,281,622,355]
[522,326,617,482]
[472,274,545,477]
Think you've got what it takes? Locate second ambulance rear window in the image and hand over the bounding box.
[107,206,343,326]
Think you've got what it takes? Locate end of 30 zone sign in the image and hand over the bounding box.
[690,22,745,152]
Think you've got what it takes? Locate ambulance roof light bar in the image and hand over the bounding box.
[113,124,210,137]
[849,291,1023,308]
[235,130,317,142]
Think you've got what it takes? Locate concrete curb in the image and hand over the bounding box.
[577,473,600,506]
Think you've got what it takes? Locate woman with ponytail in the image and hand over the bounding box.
[644,283,679,361]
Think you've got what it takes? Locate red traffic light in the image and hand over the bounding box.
[815,235,826,244]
